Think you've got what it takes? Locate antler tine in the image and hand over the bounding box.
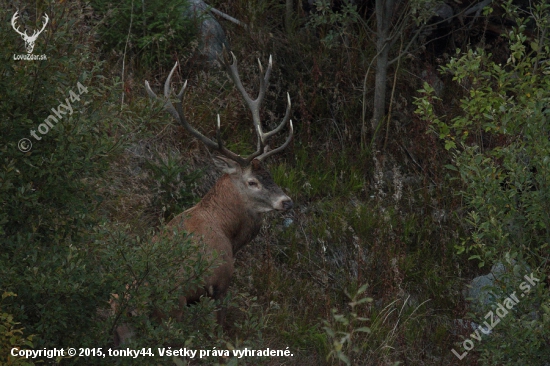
[145,62,247,166]
[214,115,248,165]
[11,11,26,37]
[240,90,290,164]
[263,93,291,140]
[256,55,273,111]
[216,114,223,149]
[242,141,266,164]
[220,51,253,105]
[219,51,275,146]
[256,120,294,162]
[145,62,188,131]
[32,13,48,38]
[218,50,291,164]
[163,62,179,98]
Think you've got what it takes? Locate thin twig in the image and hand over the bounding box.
[384,35,404,151]
[210,7,248,29]
[121,0,134,111]
[387,2,483,66]
[397,142,437,186]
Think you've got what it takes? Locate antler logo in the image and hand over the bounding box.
[11,11,49,54]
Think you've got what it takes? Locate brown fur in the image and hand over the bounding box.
[168,173,262,304]
[113,158,292,344]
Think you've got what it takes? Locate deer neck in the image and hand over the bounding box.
[198,174,262,254]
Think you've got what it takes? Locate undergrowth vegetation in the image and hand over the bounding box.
[416,1,550,363]
[1,0,549,365]
[91,0,197,70]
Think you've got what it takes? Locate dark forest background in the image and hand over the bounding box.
[1,0,549,364]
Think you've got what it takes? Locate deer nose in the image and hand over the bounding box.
[282,198,293,210]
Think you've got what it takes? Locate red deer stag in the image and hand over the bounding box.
[114,53,293,342]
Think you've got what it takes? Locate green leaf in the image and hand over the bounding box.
[445,141,457,150]
[355,327,371,333]
[337,352,351,366]
[356,297,374,305]
[357,283,368,295]
[324,327,335,337]
[444,164,458,171]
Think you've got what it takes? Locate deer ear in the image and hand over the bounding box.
[212,155,241,174]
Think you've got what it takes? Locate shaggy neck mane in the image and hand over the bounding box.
[195,174,262,254]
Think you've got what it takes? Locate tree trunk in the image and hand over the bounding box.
[371,0,394,130]
[285,0,293,34]
[372,43,389,130]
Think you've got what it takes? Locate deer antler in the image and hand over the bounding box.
[11,12,48,40]
[218,51,293,163]
[145,55,293,166]
[11,11,27,38]
[145,62,248,165]
[30,13,49,40]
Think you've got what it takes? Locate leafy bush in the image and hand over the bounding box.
[144,151,202,221]
[306,0,361,49]
[415,0,550,363]
[95,226,219,365]
[91,0,197,70]
[0,293,34,366]
[1,1,213,362]
[1,0,120,350]
[323,284,372,365]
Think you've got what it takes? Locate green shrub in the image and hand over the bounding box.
[91,0,197,70]
[323,284,372,365]
[0,293,34,366]
[1,0,120,350]
[1,1,213,361]
[306,0,361,49]
[143,150,202,221]
[415,0,550,363]
[93,225,218,365]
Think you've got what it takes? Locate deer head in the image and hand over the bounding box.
[11,11,49,54]
[144,52,294,217]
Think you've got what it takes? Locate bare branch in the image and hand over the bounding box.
[210,7,248,29]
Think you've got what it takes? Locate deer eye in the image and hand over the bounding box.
[248,180,258,187]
